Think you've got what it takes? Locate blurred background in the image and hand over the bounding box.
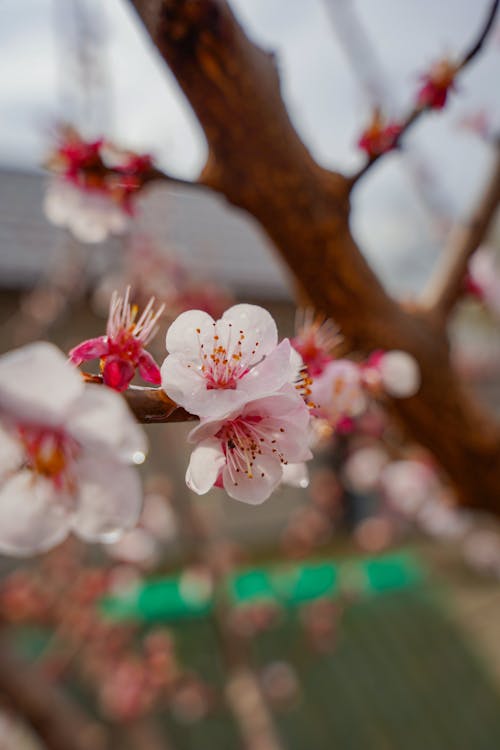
[1,1,500,748]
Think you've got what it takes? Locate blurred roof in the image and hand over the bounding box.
[0,168,292,298]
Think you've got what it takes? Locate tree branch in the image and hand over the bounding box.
[124,385,197,423]
[420,141,500,318]
[349,0,500,185]
[127,0,500,514]
[0,643,109,750]
[82,374,196,423]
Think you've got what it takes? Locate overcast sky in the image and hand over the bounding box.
[0,0,499,291]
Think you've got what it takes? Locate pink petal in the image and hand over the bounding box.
[238,339,294,400]
[137,350,162,385]
[69,336,109,366]
[223,454,282,504]
[102,357,135,392]
[186,439,226,495]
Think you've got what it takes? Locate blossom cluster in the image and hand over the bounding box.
[43,126,152,243]
[358,57,457,158]
[161,304,313,504]
[0,342,146,556]
[291,312,420,431]
[0,295,422,555]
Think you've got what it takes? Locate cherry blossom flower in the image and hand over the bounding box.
[357,110,403,158]
[44,180,130,243]
[70,287,164,392]
[310,359,367,427]
[43,127,152,243]
[0,342,146,556]
[417,58,457,110]
[185,388,313,504]
[363,350,421,398]
[161,304,298,419]
[291,309,340,377]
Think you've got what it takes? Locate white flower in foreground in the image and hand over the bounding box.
[185,388,313,504]
[44,179,129,244]
[161,304,297,418]
[0,342,146,556]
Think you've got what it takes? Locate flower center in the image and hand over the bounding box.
[18,425,79,491]
[197,323,259,390]
[216,416,287,484]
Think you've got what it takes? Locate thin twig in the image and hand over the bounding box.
[420,142,500,317]
[349,0,500,186]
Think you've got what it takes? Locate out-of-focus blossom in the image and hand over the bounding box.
[43,127,152,243]
[466,247,500,318]
[458,109,492,140]
[70,287,164,392]
[343,445,389,493]
[417,58,457,110]
[357,110,403,158]
[379,459,438,516]
[44,180,130,244]
[363,350,421,398]
[463,530,500,575]
[185,389,312,504]
[93,235,234,325]
[162,304,297,419]
[106,483,178,568]
[311,359,367,427]
[260,662,301,709]
[354,516,394,553]
[0,342,146,556]
[291,310,340,377]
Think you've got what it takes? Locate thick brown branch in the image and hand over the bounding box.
[421,142,500,318]
[0,644,109,750]
[350,0,500,184]
[128,0,500,514]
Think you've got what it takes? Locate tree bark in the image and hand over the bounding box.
[127,0,500,513]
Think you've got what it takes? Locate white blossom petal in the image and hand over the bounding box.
[238,339,294,400]
[0,471,71,557]
[73,455,142,543]
[162,354,247,417]
[165,310,215,355]
[0,342,83,425]
[187,417,225,444]
[0,424,23,481]
[379,351,421,398]
[222,304,278,361]
[282,462,310,489]
[186,439,226,495]
[69,384,147,463]
[223,454,282,504]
